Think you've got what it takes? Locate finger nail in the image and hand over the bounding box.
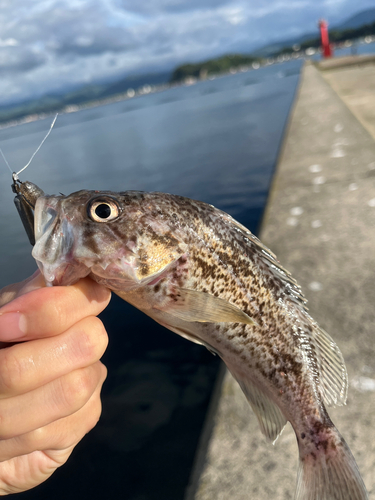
[0,312,27,340]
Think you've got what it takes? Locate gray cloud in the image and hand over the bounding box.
[115,0,231,15]
[52,30,133,57]
[0,46,46,74]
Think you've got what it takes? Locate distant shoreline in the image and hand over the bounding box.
[0,57,301,131]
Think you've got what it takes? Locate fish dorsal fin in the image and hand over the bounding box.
[226,213,347,405]
[250,237,347,405]
[156,287,258,326]
[231,370,287,443]
[220,212,308,311]
[221,213,346,404]
[312,325,348,406]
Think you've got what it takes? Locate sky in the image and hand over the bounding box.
[0,0,374,106]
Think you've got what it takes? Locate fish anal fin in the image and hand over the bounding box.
[229,369,287,443]
[157,287,258,326]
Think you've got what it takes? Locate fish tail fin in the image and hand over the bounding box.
[295,428,368,500]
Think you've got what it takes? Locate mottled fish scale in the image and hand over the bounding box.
[149,195,320,413]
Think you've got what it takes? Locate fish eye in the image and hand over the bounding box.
[88,198,120,223]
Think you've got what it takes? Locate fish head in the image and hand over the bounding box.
[32,190,188,288]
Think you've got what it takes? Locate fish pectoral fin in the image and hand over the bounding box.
[156,288,258,325]
[229,368,287,443]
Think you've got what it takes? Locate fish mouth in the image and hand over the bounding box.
[36,259,91,287]
[32,196,91,286]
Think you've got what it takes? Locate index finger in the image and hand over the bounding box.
[0,278,111,342]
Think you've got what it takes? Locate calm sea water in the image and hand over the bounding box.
[0,59,301,500]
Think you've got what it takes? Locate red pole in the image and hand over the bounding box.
[319,19,333,58]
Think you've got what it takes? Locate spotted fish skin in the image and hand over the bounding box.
[32,189,368,500]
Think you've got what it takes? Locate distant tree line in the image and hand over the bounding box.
[170,54,261,83]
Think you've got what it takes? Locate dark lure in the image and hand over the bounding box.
[11,176,44,246]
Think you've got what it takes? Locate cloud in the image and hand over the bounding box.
[115,0,230,15]
[0,46,46,74]
[0,38,19,47]
[0,0,374,106]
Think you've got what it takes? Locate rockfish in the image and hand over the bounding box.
[18,182,367,500]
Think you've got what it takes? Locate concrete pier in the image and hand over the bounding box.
[187,57,375,499]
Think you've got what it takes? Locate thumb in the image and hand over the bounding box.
[0,270,46,307]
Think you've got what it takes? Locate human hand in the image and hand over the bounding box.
[0,271,111,495]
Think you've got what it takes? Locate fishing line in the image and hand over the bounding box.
[14,113,58,180]
[1,114,58,180]
[0,148,13,174]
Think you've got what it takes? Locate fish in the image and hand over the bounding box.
[15,181,368,500]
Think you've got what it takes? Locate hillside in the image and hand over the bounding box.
[275,20,375,57]
[0,71,171,125]
[254,8,375,57]
[338,8,375,30]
